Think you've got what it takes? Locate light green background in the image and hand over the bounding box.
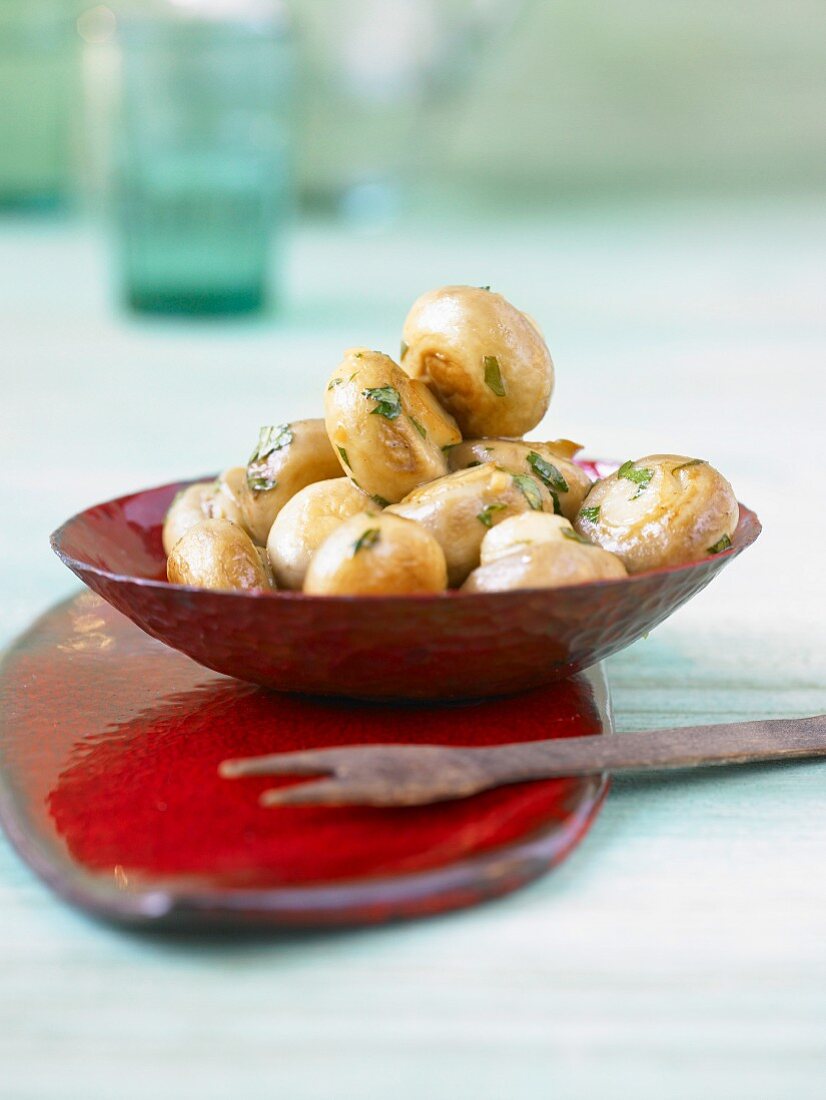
[295,0,826,201]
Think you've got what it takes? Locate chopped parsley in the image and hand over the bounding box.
[400,339,409,361]
[512,473,543,511]
[327,377,343,390]
[580,505,601,523]
[363,385,402,420]
[527,451,569,493]
[352,527,380,555]
[246,424,293,492]
[617,459,654,498]
[479,285,491,291]
[477,502,507,528]
[337,446,350,468]
[371,494,390,508]
[483,355,506,397]
[409,416,427,439]
[672,458,705,473]
[562,528,591,545]
[707,534,732,555]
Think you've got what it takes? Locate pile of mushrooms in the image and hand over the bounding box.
[165,286,739,596]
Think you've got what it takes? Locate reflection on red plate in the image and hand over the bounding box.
[0,595,610,927]
[49,461,761,702]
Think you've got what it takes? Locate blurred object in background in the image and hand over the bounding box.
[0,0,83,211]
[293,0,526,223]
[113,0,294,316]
[429,0,826,203]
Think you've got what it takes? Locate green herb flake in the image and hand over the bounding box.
[617,459,654,498]
[371,494,390,508]
[477,503,507,528]
[352,527,381,555]
[707,533,732,555]
[483,355,506,397]
[672,458,705,473]
[479,285,491,291]
[337,446,350,468]
[562,528,591,545]
[409,416,427,439]
[400,339,409,361]
[580,505,601,523]
[246,424,293,493]
[363,385,402,420]
[512,474,543,511]
[527,451,569,494]
[327,377,343,391]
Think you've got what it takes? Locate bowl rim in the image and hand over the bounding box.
[50,473,761,605]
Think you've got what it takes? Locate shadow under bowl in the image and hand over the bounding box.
[51,471,760,702]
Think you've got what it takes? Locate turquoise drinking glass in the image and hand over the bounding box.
[114,4,294,315]
[0,1,81,210]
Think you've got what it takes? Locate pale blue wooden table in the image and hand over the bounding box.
[1,201,824,1099]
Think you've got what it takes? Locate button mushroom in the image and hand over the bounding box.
[167,518,275,592]
[464,535,627,593]
[211,466,247,524]
[304,511,447,596]
[387,462,558,586]
[267,477,379,590]
[573,455,739,573]
[448,438,592,521]
[324,348,461,505]
[479,512,578,565]
[162,471,247,556]
[238,420,343,545]
[400,285,554,438]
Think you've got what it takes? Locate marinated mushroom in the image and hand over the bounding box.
[303,511,447,596]
[167,518,274,592]
[163,483,216,556]
[387,462,558,586]
[479,512,577,565]
[267,477,378,590]
[324,348,461,505]
[162,471,247,556]
[464,536,627,593]
[400,285,554,438]
[573,455,739,573]
[448,438,592,520]
[238,419,342,545]
[255,546,276,588]
[212,466,247,524]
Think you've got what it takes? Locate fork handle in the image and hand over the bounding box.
[474,714,826,781]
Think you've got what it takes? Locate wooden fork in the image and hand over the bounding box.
[219,714,826,808]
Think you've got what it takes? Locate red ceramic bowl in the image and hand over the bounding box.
[51,462,760,701]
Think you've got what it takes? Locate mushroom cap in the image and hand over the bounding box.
[303,511,448,596]
[401,286,554,437]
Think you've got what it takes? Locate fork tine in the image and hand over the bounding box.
[260,779,348,807]
[219,751,334,780]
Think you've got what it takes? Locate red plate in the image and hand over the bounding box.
[0,594,611,928]
[49,462,761,702]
